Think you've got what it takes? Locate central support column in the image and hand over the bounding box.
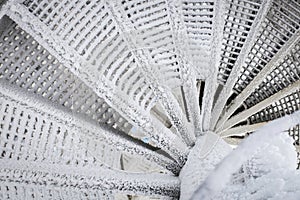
[179,132,232,200]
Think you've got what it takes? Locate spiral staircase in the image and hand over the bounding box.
[0,0,300,199]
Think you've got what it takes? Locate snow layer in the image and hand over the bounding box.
[192,110,300,200]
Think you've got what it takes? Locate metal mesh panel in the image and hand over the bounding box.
[245,43,300,108]
[249,90,300,124]
[288,124,300,146]
[22,0,158,112]
[234,0,300,93]
[0,184,114,200]
[23,0,110,57]
[181,0,214,75]
[0,17,131,133]
[218,0,262,84]
[117,0,182,88]
[0,97,119,167]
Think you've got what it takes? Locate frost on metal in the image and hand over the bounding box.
[0,0,300,199]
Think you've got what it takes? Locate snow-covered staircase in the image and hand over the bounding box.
[0,0,300,199]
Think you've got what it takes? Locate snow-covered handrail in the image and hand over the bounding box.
[0,160,180,197]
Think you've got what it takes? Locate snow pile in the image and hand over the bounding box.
[192,110,300,200]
